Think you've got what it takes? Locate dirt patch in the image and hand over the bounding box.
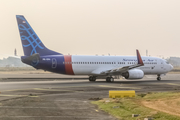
[142,98,180,116]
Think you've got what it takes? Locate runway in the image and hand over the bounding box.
[0,73,180,120]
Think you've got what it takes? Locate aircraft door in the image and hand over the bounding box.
[52,58,57,68]
[160,60,164,70]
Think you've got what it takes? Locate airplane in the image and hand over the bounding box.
[16,15,173,82]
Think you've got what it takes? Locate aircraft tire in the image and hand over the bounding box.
[89,76,93,81]
[106,77,110,82]
[157,77,161,81]
[92,77,96,81]
[110,77,114,82]
[106,77,114,82]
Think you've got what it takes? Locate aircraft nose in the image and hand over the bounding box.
[169,64,173,71]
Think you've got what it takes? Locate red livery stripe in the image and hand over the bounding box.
[64,55,74,75]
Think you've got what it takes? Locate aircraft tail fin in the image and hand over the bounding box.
[136,49,144,65]
[16,15,62,56]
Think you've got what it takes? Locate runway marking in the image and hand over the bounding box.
[33,88,72,91]
[98,85,141,89]
[1,87,74,92]
[34,88,85,93]
[166,83,180,86]
[0,94,27,97]
[1,88,35,92]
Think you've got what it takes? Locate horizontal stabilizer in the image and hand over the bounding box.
[21,53,40,67]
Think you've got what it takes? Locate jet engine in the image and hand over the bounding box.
[122,69,144,79]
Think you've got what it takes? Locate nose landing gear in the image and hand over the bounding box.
[157,75,161,81]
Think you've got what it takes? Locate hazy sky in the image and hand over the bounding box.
[0,0,180,58]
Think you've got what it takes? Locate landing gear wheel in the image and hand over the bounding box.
[92,76,96,81]
[106,77,114,82]
[157,77,161,81]
[110,77,114,82]
[106,77,110,82]
[89,76,92,81]
[89,76,96,82]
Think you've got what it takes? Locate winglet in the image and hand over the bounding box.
[136,49,144,65]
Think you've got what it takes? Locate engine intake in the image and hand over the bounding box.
[122,69,144,79]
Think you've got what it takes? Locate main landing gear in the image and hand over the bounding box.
[106,77,114,82]
[89,76,96,82]
[157,75,161,81]
[89,76,115,82]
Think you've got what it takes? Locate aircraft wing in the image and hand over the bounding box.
[100,50,144,75]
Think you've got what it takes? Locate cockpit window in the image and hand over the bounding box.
[166,61,169,64]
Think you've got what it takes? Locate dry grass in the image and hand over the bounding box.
[92,92,180,120]
[142,96,180,117]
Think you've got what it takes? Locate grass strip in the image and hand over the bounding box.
[92,91,180,120]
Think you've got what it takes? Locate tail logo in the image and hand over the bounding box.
[17,16,44,55]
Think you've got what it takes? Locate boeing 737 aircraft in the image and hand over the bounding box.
[16,15,173,82]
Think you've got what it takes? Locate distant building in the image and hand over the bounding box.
[0,57,29,67]
[167,57,180,67]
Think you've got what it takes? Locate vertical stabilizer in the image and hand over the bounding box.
[16,15,62,56]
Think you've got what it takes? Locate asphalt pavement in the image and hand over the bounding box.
[0,73,180,120]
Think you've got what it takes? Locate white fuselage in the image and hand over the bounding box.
[65,55,173,76]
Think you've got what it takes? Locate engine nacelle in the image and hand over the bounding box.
[122,69,144,79]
